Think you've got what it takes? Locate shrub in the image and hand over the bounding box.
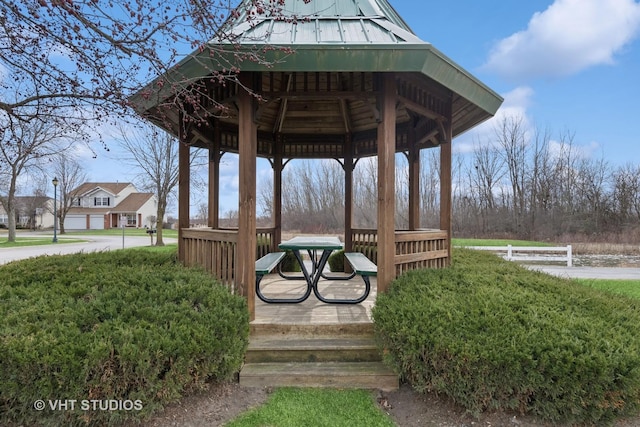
[0,249,249,426]
[328,249,345,272]
[279,250,301,272]
[373,248,640,425]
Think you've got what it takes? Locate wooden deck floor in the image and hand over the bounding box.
[253,274,376,325]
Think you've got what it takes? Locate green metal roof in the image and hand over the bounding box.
[131,0,503,137]
[220,0,421,44]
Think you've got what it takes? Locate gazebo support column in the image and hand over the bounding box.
[440,104,453,265]
[408,125,420,230]
[377,73,397,292]
[208,120,221,229]
[273,136,283,249]
[237,74,258,320]
[344,135,354,254]
[178,116,190,263]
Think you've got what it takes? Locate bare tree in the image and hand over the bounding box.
[0,115,73,241]
[279,160,344,232]
[419,150,441,228]
[612,164,640,225]
[51,155,88,234]
[0,1,309,144]
[573,156,610,232]
[495,115,529,236]
[467,139,504,233]
[114,124,206,245]
[196,203,209,224]
[353,158,377,228]
[527,127,554,237]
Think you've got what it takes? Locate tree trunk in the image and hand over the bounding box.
[7,204,16,242]
[155,203,165,246]
[6,177,18,242]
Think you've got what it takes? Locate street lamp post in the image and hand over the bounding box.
[52,177,59,243]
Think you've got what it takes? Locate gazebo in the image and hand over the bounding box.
[131,0,503,321]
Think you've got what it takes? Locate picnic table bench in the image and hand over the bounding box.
[343,252,376,303]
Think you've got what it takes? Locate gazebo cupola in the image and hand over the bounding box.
[131,0,503,319]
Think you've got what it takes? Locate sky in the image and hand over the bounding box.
[80,0,640,216]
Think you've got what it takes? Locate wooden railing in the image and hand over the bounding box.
[351,228,379,262]
[181,227,276,293]
[394,230,449,273]
[351,228,449,275]
[182,227,447,291]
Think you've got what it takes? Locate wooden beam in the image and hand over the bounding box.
[416,128,441,147]
[264,91,378,100]
[273,74,292,133]
[398,95,448,123]
[237,73,258,321]
[440,101,453,266]
[377,73,397,292]
[178,114,190,264]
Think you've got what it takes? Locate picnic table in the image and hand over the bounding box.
[256,236,361,304]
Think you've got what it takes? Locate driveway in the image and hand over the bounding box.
[529,265,640,280]
[0,233,177,265]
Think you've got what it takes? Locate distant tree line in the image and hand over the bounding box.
[258,115,640,243]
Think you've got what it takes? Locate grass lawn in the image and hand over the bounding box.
[576,279,640,300]
[65,228,178,238]
[0,237,86,247]
[452,238,551,247]
[226,388,394,427]
[137,243,178,253]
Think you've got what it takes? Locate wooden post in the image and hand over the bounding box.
[377,73,396,292]
[408,124,421,230]
[237,73,258,321]
[344,134,353,254]
[273,135,283,250]
[178,116,190,263]
[208,120,221,229]
[440,102,453,265]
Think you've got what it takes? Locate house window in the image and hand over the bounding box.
[0,215,7,224]
[126,214,136,226]
[94,197,110,206]
[72,198,81,206]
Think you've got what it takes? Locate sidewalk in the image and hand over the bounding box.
[529,265,640,280]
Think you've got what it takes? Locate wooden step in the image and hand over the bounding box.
[250,322,374,337]
[240,361,398,391]
[246,335,381,363]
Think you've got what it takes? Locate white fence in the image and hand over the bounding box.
[463,245,573,267]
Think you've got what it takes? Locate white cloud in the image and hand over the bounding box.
[548,138,601,160]
[483,0,640,80]
[454,86,535,153]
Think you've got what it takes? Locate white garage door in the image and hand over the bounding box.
[64,215,86,230]
[89,215,104,230]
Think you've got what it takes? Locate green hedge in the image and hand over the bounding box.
[279,250,301,272]
[328,249,345,272]
[0,249,249,426]
[373,249,640,425]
